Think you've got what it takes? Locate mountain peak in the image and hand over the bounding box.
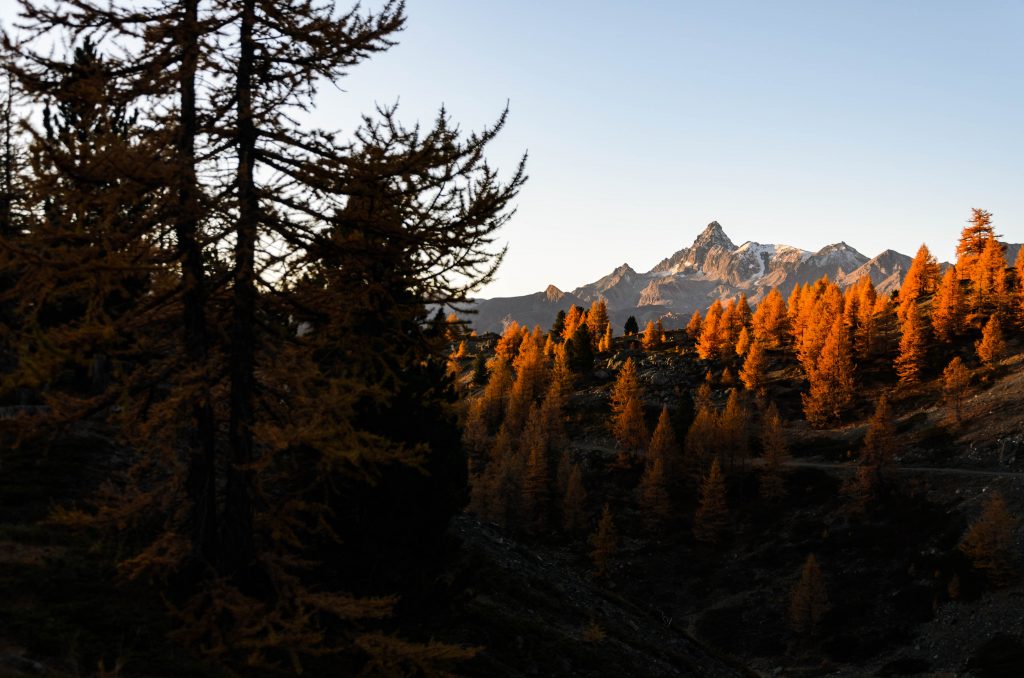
[817,241,857,254]
[544,284,564,301]
[692,221,735,250]
[612,263,635,276]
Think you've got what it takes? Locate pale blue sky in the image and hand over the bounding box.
[4,1,1023,297]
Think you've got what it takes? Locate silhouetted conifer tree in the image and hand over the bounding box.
[623,315,639,336]
[590,504,618,578]
[960,492,1019,587]
[693,458,728,544]
[790,554,829,637]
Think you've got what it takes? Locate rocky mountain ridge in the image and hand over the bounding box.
[463,222,1018,333]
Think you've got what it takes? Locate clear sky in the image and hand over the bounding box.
[3,1,1023,298]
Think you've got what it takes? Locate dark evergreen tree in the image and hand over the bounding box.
[551,308,567,339]
[566,323,594,373]
[624,315,639,336]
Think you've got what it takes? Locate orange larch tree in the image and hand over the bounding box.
[894,304,930,386]
[685,405,719,474]
[971,235,1010,323]
[759,402,788,500]
[685,309,703,340]
[693,458,729,544]
[610,358,648,456]
[720,388,750,470]
[897,244,940,323]
[740,339,768,396]
[976,313,1006,367]
[638,456,672,529]
[697,300,724,360]
[590,504,618,578]
[586,298,610,346]
[735,326,751,357]
[932,267,966,343]
[641,319,661,350]
[790,555,830,637]
[802,317,855,427]
[561,304,586,342]
[648,406,680,484]
[853,275,879,358]
[942,357,970,423]
[955,208,997,280]
[495,320,524,363]
[751,287,790,348]
[960,492,1019,587]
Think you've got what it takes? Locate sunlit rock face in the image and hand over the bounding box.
[462,221,1008,333]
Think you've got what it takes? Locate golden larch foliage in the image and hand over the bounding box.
[734,293,753,330]
[894,304,929,385]
[955,208,996,278]
[641,319,658,349]
[739,340,768,395]
[685,309,702,340]
[960,492,1019,587]
[932,267,966,343]
[863,394,896,469]
[610,357,641,413]
[787,284,806,343]
[720,389,750,470]
[1015,249,1024,325]
[648,406,679,480]
[759,402,788,500]
[520,407,552,534]
[541,380,568,453]
[590,504,618,578]
[897,243,940,323]
[638,457,671,529]
[943,357,970,423]
[802,317,855,427]
[694,380,713,410]
[797,280,844,377]
[562,305,586,342]
[697,300,724,360]
[971,235,1010,322]
[478,358,514,433]
[586,299,610,344]
[735,326,751,356]
[752,287,790,348]
[853,276,878,358]
[976,314,1005,367]
[506,334,549,431]
[610,358,648,456]
[717,299,738,350]
[790,554,830,636]
[614,398,648,458]
[693,458,729,544]
[685,405,718,474]
[494,321,523,363]
[598,323,613,353]
[551,343,574,395]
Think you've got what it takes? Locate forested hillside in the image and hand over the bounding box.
[452,211,1024,675]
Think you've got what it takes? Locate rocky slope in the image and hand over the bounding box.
[463,221,936,333]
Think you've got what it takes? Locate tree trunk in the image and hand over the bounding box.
[177,0,219,566]
[222,0,258,576]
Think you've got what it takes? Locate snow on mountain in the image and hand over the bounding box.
[459,221,1023,333]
